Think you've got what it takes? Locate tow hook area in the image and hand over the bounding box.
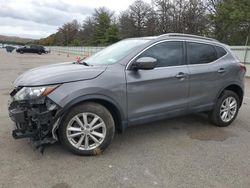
[8,97,61,153]
[12,129,37,139]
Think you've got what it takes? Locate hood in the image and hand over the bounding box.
[14,62,106,86]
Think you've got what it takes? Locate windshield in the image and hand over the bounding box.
[83,39,150,65]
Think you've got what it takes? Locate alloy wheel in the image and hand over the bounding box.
[219,96,237,122]
[66,112,106,151]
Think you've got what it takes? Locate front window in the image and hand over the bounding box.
[136,41,184,67]
[83,39,150,65]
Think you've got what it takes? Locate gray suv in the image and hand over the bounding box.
[8,33,246,155]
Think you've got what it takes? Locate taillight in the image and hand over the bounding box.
[240,63,246,72]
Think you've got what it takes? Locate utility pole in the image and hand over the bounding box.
[244,25,250,63]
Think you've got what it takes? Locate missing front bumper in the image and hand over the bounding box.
[12,129,37,139]
[8,97,61,150]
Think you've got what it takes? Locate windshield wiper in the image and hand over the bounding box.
[73,61,89,66]
[78,61,89,66]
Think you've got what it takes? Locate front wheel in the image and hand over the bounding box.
[209,90,240,127]
[58,102,115,156]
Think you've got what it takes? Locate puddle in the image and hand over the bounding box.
[182,114,238,141]
[187,127,237,141]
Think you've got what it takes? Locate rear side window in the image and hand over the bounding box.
[187,42,217,64]
[215,46,227,58]
[137,41,183,67]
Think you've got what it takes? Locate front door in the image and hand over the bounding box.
[126,41,189,124]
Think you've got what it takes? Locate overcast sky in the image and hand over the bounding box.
[0,0,151,39]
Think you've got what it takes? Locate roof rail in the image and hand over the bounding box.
[159,33,218,42]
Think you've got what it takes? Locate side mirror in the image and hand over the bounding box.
[132,57,157,70]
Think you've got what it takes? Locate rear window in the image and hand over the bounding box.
[187,42,217,64]
[215,46,227,58]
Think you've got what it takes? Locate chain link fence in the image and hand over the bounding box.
[46,46,105,57]
[46,45,250,77]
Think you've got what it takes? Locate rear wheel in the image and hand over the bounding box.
[58,102,115,156]
[209,90,239,127]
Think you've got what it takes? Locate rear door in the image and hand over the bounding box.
[186,41,226,111]
[126,41,189,123]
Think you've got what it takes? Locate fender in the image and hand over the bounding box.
[51,94,127,140]
[60,94,125,117]
[215,81,244,103]
[56,94,127,129]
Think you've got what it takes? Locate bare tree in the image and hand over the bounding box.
[79,17,95,45]
[205,0,221,14]
[145,9,159,36]
[183,0,209,35]
[130,0,153,36]
[119,0,156,38]
[58,20,80,45]
[119,11,137,38]
[153,0,209,35]
[154,0,172,33]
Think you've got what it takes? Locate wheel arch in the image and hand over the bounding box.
[57,95,126,132]
[217,83,244,107]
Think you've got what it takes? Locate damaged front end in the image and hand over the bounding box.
[8,86,61,152]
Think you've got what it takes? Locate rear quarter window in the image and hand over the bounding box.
[215,46,227,58]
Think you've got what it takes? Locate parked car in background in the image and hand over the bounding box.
[16,45,46,54]
[8,33,246,156]
[5,45,16,53]
[44,47,51,54]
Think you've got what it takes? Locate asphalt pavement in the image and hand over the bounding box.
[0,49,250,188]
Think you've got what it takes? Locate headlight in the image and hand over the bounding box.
[14,85,58,101]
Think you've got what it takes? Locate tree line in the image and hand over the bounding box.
[35,0,250,46]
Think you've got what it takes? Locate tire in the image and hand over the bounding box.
[209,90,240,127]
[58,102,115,156]
[38,51,42,55]
[20,51,24,54]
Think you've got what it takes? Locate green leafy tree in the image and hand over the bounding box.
[35,0,250,46]
[71,39,81,46]
[92,7,119,45]
[104,24,119,44]
[211,0,250,45]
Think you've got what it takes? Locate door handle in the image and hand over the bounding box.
[176,72,187,79]
[218,68,225,73]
